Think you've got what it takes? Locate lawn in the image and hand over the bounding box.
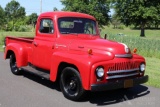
[101,26,160,40]
[101,27,160,59]
[145,57,160,88]
[0,27,160,88]
[0,31,34,51]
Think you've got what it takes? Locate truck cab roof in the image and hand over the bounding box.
[39,11,96,20]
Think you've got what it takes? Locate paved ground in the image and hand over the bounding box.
[0,52,160,107]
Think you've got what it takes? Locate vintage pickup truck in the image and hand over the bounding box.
[4,11,148,101]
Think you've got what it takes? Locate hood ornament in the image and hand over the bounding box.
[119,43,129,53]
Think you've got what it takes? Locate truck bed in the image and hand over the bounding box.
[6,36,34,42]
[5,36,34,47]
[5,36,34,64]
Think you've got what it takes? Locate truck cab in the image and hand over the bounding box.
[4,11,148,101]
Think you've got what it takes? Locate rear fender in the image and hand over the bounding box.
[5,43,28,67]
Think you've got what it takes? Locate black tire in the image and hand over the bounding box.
[10,54,21,75]
[60,67,86,101]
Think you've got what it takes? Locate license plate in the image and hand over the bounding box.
[124,79,133,88]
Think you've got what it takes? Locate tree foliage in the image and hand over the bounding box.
[53,7,58,11]
[26,13,38,27]
[112,0,160,37]
[0,5,6,30]
[5,0,26,30]
[61,0,111,27]
[111,13,121,29]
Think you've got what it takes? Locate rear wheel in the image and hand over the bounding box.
[60,67,86,101]
[10,54,21,75]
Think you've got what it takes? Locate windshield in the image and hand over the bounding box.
[58,17,97,35]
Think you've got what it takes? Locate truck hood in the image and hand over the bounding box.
[69,35,131,56]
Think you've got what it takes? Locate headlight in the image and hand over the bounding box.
[140,63,145,72]
[96,67,104,79]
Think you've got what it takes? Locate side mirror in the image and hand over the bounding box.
[104,34,107,39]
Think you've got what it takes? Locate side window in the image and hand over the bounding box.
[39,19,54,34]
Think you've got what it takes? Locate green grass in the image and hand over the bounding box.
[145,57,160,88]
[101,26,160,59]
[0,45,3,52]
[107,34,160,59]
[0,31,34,51]
[101,26,160,39]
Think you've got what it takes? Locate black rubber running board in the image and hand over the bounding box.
[21,66,50,80]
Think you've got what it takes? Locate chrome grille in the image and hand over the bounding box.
[106,62,139,80]
[108,62,138,71]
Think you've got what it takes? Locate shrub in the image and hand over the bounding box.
[18,26,27,32]
[117,25,125,30]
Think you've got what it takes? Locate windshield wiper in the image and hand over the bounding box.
[61,32,70,34]
[61,32,78,36]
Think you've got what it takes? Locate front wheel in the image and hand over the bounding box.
[60,67,86,101]
[10,54,21,75]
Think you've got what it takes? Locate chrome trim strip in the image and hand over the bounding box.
[106,72,139,79]
[107,68,139,74]
[55,44,67,48]
[115,54,132,58]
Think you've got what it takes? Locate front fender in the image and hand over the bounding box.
[50,52,94,90]
[5,43,28,67]
[50,51,115,90]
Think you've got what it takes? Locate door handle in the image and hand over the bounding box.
[33,42,38,46]
[78,46,84,48]
[52,45,54,49]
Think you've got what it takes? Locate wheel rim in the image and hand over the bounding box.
[10,55,18,73]
[63,73,79,96]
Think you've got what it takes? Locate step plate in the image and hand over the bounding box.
[21,66,50,80]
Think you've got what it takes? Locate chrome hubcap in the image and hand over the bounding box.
[69,79,76,90]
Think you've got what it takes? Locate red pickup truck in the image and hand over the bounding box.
[4,11,148,101]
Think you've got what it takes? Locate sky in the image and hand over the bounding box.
[0,0,64,15]
[0,0,114,16]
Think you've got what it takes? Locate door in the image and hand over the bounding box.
[32,18,56,70]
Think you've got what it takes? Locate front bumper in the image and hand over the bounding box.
[91,75,149,91]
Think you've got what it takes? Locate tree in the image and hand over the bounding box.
[0,5,6,30]
[61,0,111,27]
[111,13,121,29]
[5,0,26,30]
[112,0,160,37]
[26,13,38,27]
[53,7,58,11]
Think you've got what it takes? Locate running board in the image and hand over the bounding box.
[21,66,50,80]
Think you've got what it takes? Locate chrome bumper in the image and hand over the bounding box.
[2,45,5,52]
[91,75,149,91]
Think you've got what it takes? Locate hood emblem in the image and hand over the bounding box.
[119,43,129,53]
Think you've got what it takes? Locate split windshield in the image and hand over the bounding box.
[58,17,97,35]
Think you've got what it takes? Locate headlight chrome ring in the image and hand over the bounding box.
[95,66,104,79]
[140,63,145,72]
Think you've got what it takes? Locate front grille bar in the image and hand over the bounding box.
[107,68,139,74]
[106,72,139,80]
[115,54,132,58]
